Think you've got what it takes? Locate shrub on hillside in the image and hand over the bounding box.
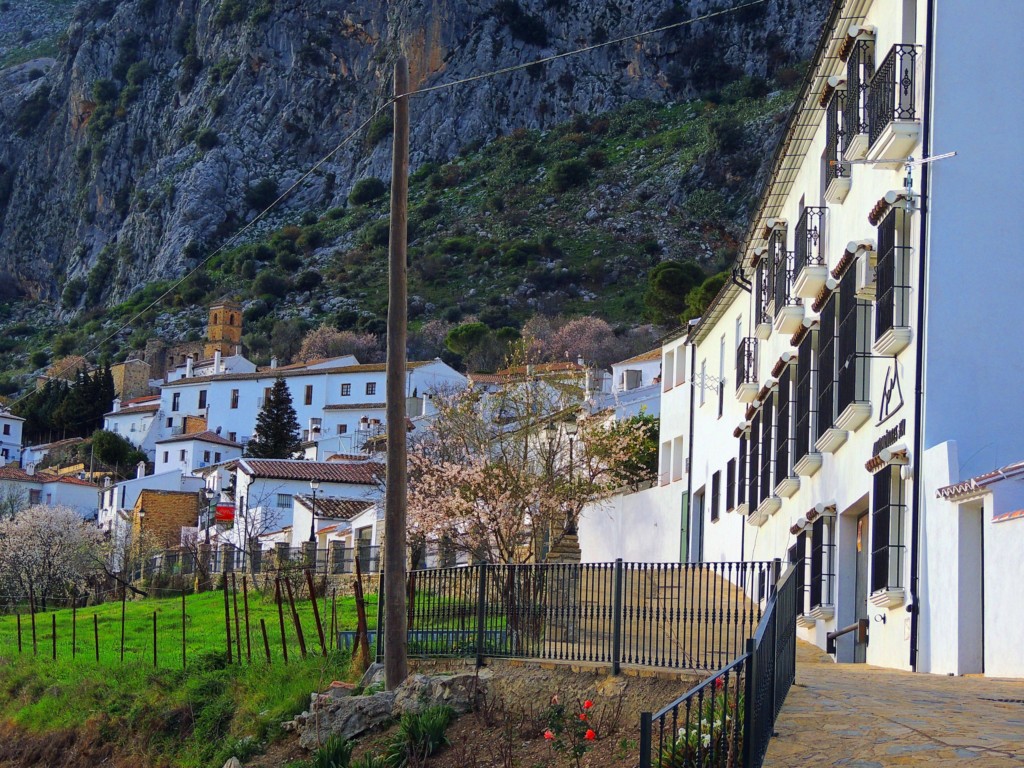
[348,177,388,205]
[244,178,278,210]
[548,159,591,192]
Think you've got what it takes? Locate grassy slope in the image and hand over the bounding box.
[0,76,797,392]
[0,588,378,767]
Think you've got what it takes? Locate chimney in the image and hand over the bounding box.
[270,356,278,370]
[578,355,585,366]
[112,398,121,413]
[25,462,34,476]
[185,355,194,378]
[214,349,222,374]
[136,460,146,479]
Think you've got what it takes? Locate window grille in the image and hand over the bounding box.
[794,330,817,463]
[737,435,747,506]
[758,397,774,505]
[710,471,721,522]
[748,413,760,509]
[871,466,907,593]
[775,365,793,484]
[809,516,835,609]
[844,39,874,141]
[726,458,736,511]
[817,293,837,433]
[836,271,871,414]
[875,206,912,339]
[825,91,847,185]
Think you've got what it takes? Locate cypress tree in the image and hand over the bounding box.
[245,377,302,459]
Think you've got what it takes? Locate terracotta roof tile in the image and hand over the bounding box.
[162,361,431,388]
[323,402,385,411]
[156,431,242,448]
[295,495,370,521]
[936,460,1024,500]
[239,459,382,485]
[0,466,98,487]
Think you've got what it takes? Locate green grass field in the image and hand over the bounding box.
[0,586,379,767]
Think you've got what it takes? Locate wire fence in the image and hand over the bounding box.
[0,573,378,669]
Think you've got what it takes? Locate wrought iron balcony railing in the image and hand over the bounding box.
[735,337,758,393]
[825,90,847,184]
[844,39,873,140]
[868,44,918,149]
[794,207,827,276]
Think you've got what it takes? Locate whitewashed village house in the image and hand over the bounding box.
[0,410,24,465]
[618,0,1024,678]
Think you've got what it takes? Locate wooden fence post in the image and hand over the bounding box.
[305,570,327,657]
[275,578,288,664]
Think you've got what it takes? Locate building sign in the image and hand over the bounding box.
[877,363,905,425]
[871,418,906,459]
[215,503,235,522]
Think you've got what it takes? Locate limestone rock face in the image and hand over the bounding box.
[389,672,483,716]
[0,0,828,304]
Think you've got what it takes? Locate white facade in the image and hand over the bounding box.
[0,467,99,519]
[0,410,24,465]
[98,468,206,534]
[103,396,161,459]
[156,357,466,451]
[154,432,243,475]
[578,483,679,563]
[645,0,1024,676]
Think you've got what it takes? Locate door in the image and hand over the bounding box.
[679,492,690,562]
[854,512,869,663]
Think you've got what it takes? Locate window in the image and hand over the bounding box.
[809,516,835,609]
[710,471,721,522]
[726,458,736,511]
[867,44,919,149]
[203,451,211,463]
[230,389,239,409]
[755,253,774,327]
[817,293,837,434]
[718,335,725,418]
[1,449,6,460]
[737,435,747,506]
[179,449,187,461]
[304,385,313,406]
[758,396,774,505]
[789,531,808,614]
[113,424,119,433]
[29,489,41,504]
[162,451,169,463]
[663,350,675,391]
[214,452,221,463]
[171,392,180,411]
[794,330,817,464]
[871,466,906,593]
[228,432,236,442]
[775,364,793,485]
[875,206,911,340]
[338,424,347,434]
[699,360,706,406]
[341,383,352,397]
[825,89,847,186]
[836,270,871,415]
[198,390,207,409]
[2,424,9,436]
[844,38,874,144]
[748,414,760,509]
[366,382,376,396]
[276,494,293,508]
[166,417,173,428]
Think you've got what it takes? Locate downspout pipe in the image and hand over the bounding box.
[684,322,698,562]
[909,0,936,673]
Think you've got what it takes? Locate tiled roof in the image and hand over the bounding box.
[162,361,431,388]
[326,453,372,462]
[0,411,25,422]
[294,495,370,521]
[106,402,160,417]
[122,395,160,406]
[0,466,98,487]
[994,509,1024,524]
[27,437,85,451]
[616,348,662,365]
[239,458,382,485]
[936,460,1024,500]
[155,431,242,448]
[323,402,385,411]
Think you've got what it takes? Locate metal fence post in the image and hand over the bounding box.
[375,561,385,664]
[638,711,652,768]
[612,558,623,675]
[743,638,756,768]
[475,563,488,668]
[773,557,782,590]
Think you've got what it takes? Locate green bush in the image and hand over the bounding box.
[214,0,249,27]
[348,177,388,206]
[196,128,219,150]
[548,159,591,192]
[365,112,393,147]
[383,706,454,768]
[61,277,87,310]
[295,270,322,291]
[252,270,291,298]
[30,351,48,369]
[244,178,278,210]
[92,79,118,104]
[311,735,353,768]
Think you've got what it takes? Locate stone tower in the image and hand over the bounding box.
[204,299,242,360]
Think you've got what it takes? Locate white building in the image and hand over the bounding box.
[223,458,381,547]
[98,467,206,534]
[154,431,243,475]
[20,437,85,468]
[156,356,466,453]
[0,465,99,518]
[163,351,257,383]
[291,495,377,549]
[103,395,161,459]
[637,0,1024,677]
[0,410,24,465]
[591,348,662,419]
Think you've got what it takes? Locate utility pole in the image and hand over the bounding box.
[383,55,410,690]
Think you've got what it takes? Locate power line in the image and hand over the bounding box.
[17,0,766,412]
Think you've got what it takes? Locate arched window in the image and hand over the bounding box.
[213,313,219,325]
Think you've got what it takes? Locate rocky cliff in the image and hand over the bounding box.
[0,0,829,306]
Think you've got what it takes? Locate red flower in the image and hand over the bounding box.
[579,713,587,721]
[583,700,594,709]
[585,729,596,740]
[544,730,554,740]
[714,677,724,690]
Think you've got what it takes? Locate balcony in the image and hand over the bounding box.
[865,44,920,166]
[793,207,829,299]
[843,37,874,161]
[735,338,759,402]
[773,252,804,335]
[824,90,850,204]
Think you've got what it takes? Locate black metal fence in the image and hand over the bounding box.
[135,545,382,581]
[394,560,775,672]
[638,563,797,768]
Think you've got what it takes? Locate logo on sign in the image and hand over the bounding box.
[877,363,904,425]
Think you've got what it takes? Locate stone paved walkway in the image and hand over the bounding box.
[764,641,1024,767]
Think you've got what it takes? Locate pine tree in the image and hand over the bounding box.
[245,377,302,459]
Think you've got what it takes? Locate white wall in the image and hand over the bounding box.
[983,479,1024,678]
[578,484,681,563]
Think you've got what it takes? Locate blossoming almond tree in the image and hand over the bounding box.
[407,374,655,564]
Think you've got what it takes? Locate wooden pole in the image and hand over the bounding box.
[242,576,252,663]
[94,614,99,662]
[120,586,126,663]
[284,578,307,659]
[231,573,242,663]
[72,598,77,658]
[222,575,233,663]
[305,570,327,657]
[353,574,371,674]
[275,578,288,664]
[383,54,411,690]
[29,586,37,656]
[152,611,157,668]
[17,612,22,654]
[330,589,337,652]
[51,614,56,661]
[260,618,272,664]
